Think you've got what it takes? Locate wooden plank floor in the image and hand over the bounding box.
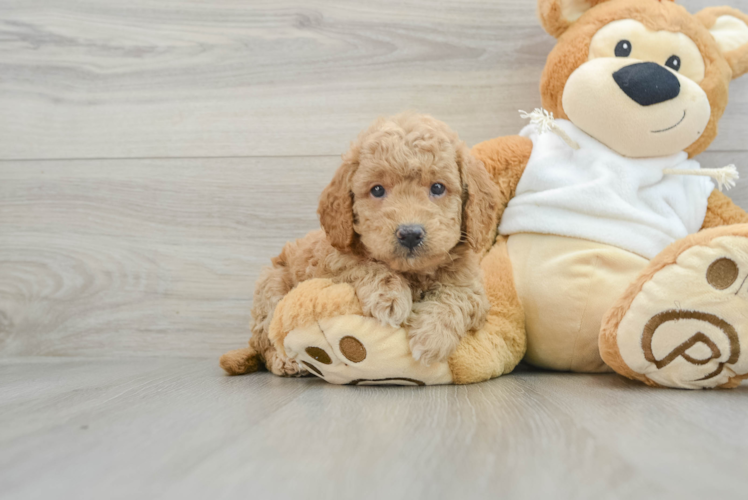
[2,359,748,500]
[2,1,748,498]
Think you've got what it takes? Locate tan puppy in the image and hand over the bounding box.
[238,113,500,376]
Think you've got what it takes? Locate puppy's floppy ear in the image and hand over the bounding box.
[457,144,500,253]
[318,144,359,252]
[697,7,748,79]
[537,0,609,38]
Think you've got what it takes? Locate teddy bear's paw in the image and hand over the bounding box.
[282,315,453,386]
[602,226,748,389]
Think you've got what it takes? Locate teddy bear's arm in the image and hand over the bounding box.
[702,190,748,229]
[471,136,533,219]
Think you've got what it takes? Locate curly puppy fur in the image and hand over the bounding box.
[223,113,500,376]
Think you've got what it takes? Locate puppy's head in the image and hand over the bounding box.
[318,113,499,272]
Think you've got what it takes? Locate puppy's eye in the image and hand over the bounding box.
[430,183,446,196]
[665,55,681,72]
[370,185,386,198]
[615,40,632,57]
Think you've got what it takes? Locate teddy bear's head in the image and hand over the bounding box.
[537,0,748,158]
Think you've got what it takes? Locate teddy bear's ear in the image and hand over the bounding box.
[538,0,607,38]
[697,7,748,79]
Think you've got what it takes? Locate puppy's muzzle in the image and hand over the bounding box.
[396,224,425,250]
[613,62,680,106]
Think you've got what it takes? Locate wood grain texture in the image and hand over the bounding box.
[1,0,747,160]
[0,156,338,357]
[1,359,748,500]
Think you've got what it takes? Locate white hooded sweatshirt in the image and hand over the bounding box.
[498,120,715,259]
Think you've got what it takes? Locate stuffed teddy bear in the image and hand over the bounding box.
[222,0,748,389]
[475,0,748,389]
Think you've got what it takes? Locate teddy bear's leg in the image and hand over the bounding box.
[600,224,748,389]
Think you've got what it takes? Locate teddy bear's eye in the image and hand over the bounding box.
[615,40,632,57]
[665,55,681,72]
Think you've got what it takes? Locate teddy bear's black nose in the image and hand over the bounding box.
[613,62,681,106]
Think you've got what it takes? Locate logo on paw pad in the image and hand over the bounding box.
[616,240,748,388]
[642,310,740,381]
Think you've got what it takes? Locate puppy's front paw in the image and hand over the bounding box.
[265,347,306,377]
[357,276,412,327]
[406,303,462,365]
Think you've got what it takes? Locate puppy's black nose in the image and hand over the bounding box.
[613,62,680,106]
[396,224,425,250]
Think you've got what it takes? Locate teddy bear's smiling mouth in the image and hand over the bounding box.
[651,110,687,134]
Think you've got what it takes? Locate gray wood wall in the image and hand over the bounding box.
[2,0,747,358]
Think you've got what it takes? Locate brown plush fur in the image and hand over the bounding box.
[538,0,612,39]
[471,135,534,220]
[703,190,748,228]
[224,113,501,376]
[599,224,748,389]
